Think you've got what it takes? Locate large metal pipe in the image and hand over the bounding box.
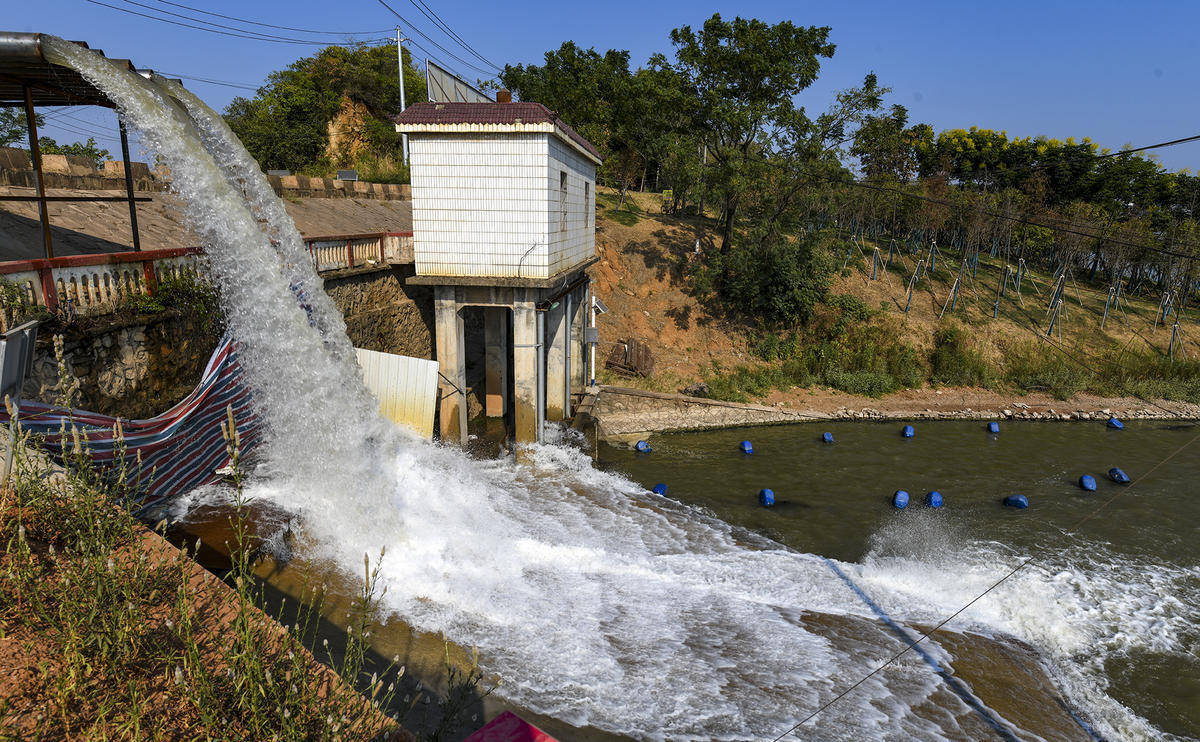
[0,32,45,61]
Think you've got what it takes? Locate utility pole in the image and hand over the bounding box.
[396,27,409,165]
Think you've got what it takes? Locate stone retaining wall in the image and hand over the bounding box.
[22,312,220,419]
[322,265,434,359]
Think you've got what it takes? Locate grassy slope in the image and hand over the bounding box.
[592,187,1200,406]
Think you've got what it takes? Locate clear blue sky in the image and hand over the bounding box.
[9,0,1200,171]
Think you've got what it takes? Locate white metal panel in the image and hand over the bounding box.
[355,347,439,438]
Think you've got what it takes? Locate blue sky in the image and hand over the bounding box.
[9,0,1200,171]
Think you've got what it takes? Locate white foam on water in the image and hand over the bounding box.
[42,35,1192,740]
[856,515,1200,741]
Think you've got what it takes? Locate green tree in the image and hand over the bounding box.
[851,104,921,181]
[500,41,632,161]
[224,42,425,173]
[664,13,837,255]
[1,108,42,147]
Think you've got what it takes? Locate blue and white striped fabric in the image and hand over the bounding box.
[2,336,262,513]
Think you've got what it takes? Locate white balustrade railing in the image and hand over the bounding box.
[0,248,200,316]
[0,232,414,318]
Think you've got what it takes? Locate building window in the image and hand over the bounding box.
[560,171,568,233]
[585,181,591,228]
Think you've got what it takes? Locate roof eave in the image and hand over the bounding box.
[395,121,602,166]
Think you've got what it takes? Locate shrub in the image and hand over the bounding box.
[823,370,899,397]
[1002,341,1088,400]
[930,321,994,387]
[719,235,833,326]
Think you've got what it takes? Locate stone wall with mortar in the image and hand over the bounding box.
[322,265,434,360]
[22,313,220,419]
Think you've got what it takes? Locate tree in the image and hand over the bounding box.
[224,42,425,172]
[38,136,109,168]
[663,13,837,255]
[500,41,632,161]
[851,104,920,181]
[1,108,43,148]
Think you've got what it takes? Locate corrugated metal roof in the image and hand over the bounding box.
[0,32,178,108]
[393,101,602,163]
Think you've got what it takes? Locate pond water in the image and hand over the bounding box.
[600,419,1200,738]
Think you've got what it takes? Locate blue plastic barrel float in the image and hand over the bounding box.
[892,490,910,509]
[1004,494,1029,509]
[1107,417,1125,430]
[925,490,943,508]
[1109,467,1131,484]
[758,488,775,507]
[652,483,668,496]
[1078,474,1097,491]
[901,424,915,438]
[635,440,652,453]
[822,432,834,444]
[740,440,754,454]
[987,421,1000,433]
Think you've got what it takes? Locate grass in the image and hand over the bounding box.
[0,338,489,740]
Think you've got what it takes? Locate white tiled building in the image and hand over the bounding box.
[394,101,601,446]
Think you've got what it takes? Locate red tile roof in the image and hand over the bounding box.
[392,102,601,162]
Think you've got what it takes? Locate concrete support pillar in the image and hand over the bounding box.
[512,290,540,446]
[484,307,508,417]
[434,286,467,445]
[544,298,568,421]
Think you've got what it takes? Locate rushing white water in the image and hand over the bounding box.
[45,36,1192,740]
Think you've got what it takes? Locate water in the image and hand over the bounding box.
[43,37,1198,741]
[603,421,1200,739]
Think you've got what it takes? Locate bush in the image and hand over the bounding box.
[823,369,899,397]
[719,235,833,325]
[1002,341,1088,400]
[930,321,994,387]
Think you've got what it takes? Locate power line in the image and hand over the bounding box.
[403,0,500,72]
[815,172,1200,261]
[373,0,499,78]
[140,0,392,36]
[1096,132,1200,159]
[85,0,390,46]
[156,71,259,91]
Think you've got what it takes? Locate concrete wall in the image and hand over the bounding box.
[22,313,220,419]
[407,132,595,279]
[0,147,408,201]
[546,135,596,276]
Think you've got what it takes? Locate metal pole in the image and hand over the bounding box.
[118,118,141,252]
[563,290,572,418]
[396,28,409,166]
[589,292,597,386]
[536,309,545,444]
[23,86,53,260]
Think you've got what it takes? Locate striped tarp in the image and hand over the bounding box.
[2,336,262,513]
